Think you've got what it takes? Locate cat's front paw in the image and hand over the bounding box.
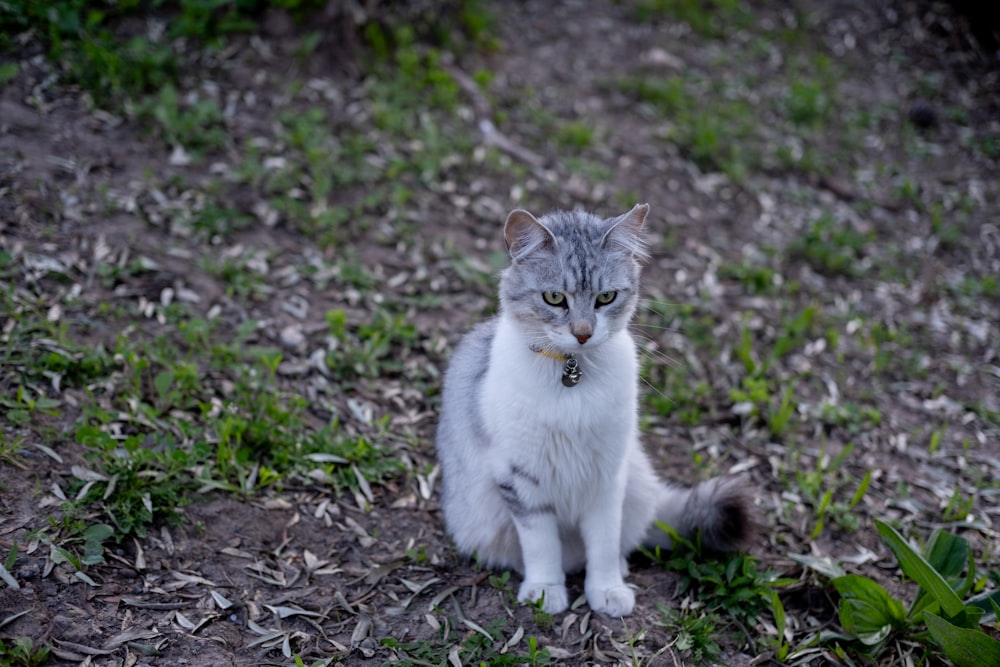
[586,584,635,617]
[518,582,569,614]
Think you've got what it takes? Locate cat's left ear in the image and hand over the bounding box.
[603,203,650,260]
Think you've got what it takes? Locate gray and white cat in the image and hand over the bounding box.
[435,203,752,617]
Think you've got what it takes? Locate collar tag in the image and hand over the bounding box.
[529,345,583,387]
[561,354,582,387]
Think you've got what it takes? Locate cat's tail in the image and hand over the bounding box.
[645,476,756,552]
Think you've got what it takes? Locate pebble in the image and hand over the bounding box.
[279,324,306,349]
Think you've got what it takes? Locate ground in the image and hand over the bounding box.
[0,1,998,666]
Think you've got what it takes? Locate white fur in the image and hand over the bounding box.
[452,314,664,615]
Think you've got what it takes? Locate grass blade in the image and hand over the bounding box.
[874,519,964,618]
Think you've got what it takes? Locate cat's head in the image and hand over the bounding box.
[498,204,649,354]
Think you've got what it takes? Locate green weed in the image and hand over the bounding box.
[617,73,754,179]
[786,442,869,536]
[381,618,551,665]
[790,521,1000,663]
[138,84,227,153]
[634,0,752,37]
[0,0,323,107]
[785,79,831,126]
[0,62,18,86]
[13,309,405,557]
[326,308,419,381]
[719,260,781,295]
[644,524,787,628]
[656,605,725,666]
[815,401,882,434]
[0,637,51,667]
[554,120,595,150]
[0,386,61,426]
[789,213,874,277]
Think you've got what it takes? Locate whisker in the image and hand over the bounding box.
[632,335,682,369]
[639,348,682,370]
[630,321,685,333]
[638,373,674,405]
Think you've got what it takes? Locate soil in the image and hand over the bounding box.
[1,1,998,666]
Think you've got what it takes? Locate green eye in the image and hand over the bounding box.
[542,291,566,306]
[596,291,617,306]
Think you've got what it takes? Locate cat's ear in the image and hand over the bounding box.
[504,209,556,260]
[603,203,649,260]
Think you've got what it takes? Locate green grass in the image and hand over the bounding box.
[644,524,793,657]
[138,84,228,153]
[655,605,725,666]
[381,619,551,665]
[614,14,863,182]
[635,0,752,37]
[617,72,756,179]
[0,0,324,106]
[0,12,481,566]
[1,269,412,563]
[788,213,874,277]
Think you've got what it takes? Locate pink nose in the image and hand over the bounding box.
[575,333,591,344]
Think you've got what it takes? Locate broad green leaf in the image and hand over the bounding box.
[910,534,973,619]
[838,599,892,646]
[924,529,969,580]
[945,605,985,630]
[874,519,964,618]
[153,370,174,398]
[833,575,905,642]
[84,523,115,542]
[924,611,1000,667]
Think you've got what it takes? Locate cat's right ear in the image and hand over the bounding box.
[504,210,555,260]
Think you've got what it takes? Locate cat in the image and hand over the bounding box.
[435,203,753,617]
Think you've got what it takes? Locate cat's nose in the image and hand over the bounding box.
[571,322,593,345]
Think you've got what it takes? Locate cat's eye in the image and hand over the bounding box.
[542,291,567,307]
[595,291,617,306]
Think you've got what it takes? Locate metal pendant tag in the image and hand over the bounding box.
[561,355,582,387]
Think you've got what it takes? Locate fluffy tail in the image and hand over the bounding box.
[645,476,756,552]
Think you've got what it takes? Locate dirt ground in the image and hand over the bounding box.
[1,1,998,665]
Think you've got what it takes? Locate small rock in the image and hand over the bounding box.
[279,324,305,349]
[168,145,192,166]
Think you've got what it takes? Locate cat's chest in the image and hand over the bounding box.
[481,326,637,438]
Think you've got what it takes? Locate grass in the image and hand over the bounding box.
[0,0,326,107]
[789,213,875,277]
[656,605,726,666]
[2,273,412,563]
[643,524,794,659]
[381,619,551,665]
[2,1,998,665]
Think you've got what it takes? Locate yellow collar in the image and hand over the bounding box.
[530,346,567,361]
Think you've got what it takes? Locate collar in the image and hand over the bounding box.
[529,345,582,387]
[530,345,567,361]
